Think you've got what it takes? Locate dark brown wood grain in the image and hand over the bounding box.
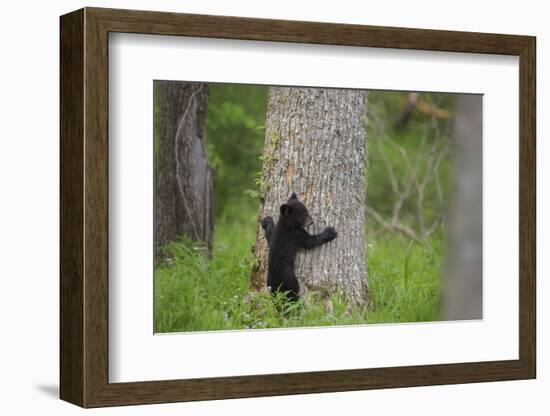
[59,8,84,406]
[519,38,537,375]
[60,7,537,408]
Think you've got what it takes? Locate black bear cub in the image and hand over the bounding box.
[261,192,337,302]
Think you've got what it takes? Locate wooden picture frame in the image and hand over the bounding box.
[60,7,536,408]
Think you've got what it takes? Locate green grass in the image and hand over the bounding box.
[154,200,443,333]
[365,235,442,323]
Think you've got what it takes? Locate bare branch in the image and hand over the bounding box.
[366,206,420,241]
[366,93,453,241]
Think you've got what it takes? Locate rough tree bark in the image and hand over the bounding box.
[443,94,483,320]
[251,87,369,305]
[154,81,213,259]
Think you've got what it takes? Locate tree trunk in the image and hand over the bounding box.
[443,94,483,320]
[251,87,369,305]
[154,81,213,259]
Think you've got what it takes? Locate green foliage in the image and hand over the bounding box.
[206,84,268,217]
[366,91,454,237]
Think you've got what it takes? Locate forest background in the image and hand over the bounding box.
[154,84,456,333]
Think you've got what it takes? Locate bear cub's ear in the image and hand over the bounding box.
[289,192,298,200]
[280,203,292,216]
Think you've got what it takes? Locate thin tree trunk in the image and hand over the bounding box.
[251,87,369,305]
[154,81,213,259]
[443,94,483,320]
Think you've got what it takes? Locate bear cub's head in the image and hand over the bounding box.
[279,192,314,229]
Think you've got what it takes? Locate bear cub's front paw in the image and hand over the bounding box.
[323,226,338,242]
[261,216,274,230]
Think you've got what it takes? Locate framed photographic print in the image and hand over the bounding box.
[60,7,536,408]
